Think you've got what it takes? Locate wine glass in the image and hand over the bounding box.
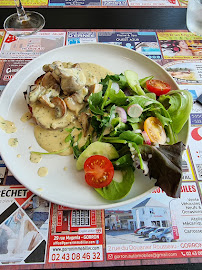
[4,0,45,37]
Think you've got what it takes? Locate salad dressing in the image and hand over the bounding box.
[38,167,48,177]
[8,138,18,147]
[20,111,32,122]
[0,116,17,133]
[30,152,42,163]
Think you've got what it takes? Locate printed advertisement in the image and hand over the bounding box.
[105,182,202,261]
[0,59,31,85]
[188,129,202,181]
[0,0,48,6]
[182,150,195,182]
[178,0,188,6]
[128,0,180,7]
[0,31,4,49]
[157,32,202,59]
[0,186,50,265]
[67,31,97,45]
[47,204,104,263]
[163,59,202,85]
[162,60,202,84]
[102,0,127,6]
[49,0,101,5]
[0,60,4,87]
[98,31,162,59]
[0,156,6,185]
[0,32,66,59]
[0,28,202,267]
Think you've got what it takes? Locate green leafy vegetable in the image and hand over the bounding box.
[125,70,145,96]
[159,90,193,134]
[136,142,185,198]
[95,167,134,200]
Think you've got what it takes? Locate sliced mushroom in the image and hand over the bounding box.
[34,74,44,85]
[78,112,90,137]
[51,97,67,118]
[71,87,88,104]
[28,85,46,104]
[72,63,81,69]
[64,97,84,116]
[41,72,60,92]
[37,87,60,107]
[38,94,55,108]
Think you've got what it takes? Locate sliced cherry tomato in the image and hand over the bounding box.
[146,79,171,96]
[84,155,114,188]
[144,117,167,144]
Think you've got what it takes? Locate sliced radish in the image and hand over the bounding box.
[115,107,127,123]
[142,131,151,145]
[127,104,143,118]
[111,82,120,93]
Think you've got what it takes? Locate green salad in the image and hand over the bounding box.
[31,69,193,201]
[65,70,193,201]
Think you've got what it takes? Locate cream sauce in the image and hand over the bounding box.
[80,62,113,85]
[38,167,48,177]
[20,111,32,122]
[33,63,112,155]
[0,116,17,133]
[30,152,42,163]
[31,102,75,130]
[34,125,73,156]
[8,138,18,147]
[34,121,89,156]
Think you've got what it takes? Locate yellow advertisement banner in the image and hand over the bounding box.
[157,31,202,41]
[0,31,5,49]
[157,32,202,59]
[0,0,48,6]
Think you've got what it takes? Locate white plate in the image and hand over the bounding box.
[0,43,188,209]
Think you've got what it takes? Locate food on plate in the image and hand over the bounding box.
[84,155,114,188]
[25,62,193,201]
[0,116,17,134]
[25,61,111,155]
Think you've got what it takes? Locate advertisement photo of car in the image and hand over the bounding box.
[148,227,167,240]
[142,227,158,237]
[157,227,174,242]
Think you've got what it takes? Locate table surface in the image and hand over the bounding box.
[0,7,187,30]
[0,5,202,270]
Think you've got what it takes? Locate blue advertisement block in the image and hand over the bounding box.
[49,0,101,5]
[98,31,162,59]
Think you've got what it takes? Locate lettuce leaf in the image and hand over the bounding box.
[95,167,134,200]
[137,142,185,198]
[158,90,193,134]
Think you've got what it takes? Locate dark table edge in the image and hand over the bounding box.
[0,8,188,30]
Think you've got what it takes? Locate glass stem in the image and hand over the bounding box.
[14,0,28,21]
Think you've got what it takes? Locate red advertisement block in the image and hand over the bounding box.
[107,249,202,260]
[47,204,104,263]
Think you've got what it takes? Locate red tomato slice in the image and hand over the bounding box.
[84,155,114,188]
[146,79,171,96]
